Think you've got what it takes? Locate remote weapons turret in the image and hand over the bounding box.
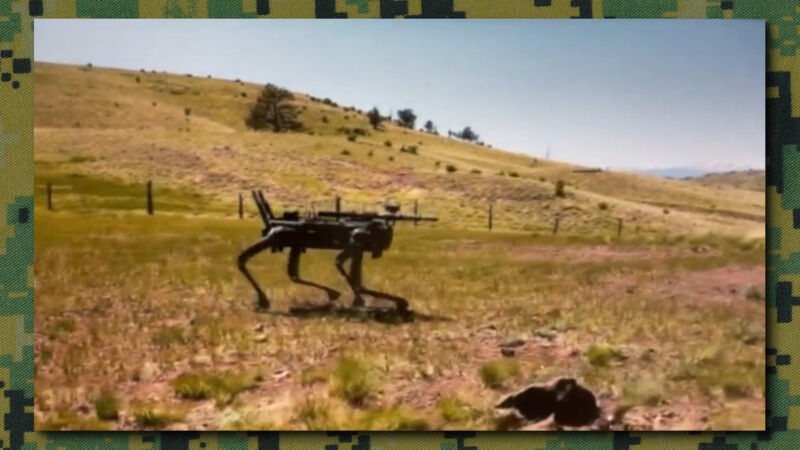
[237,191,437,315]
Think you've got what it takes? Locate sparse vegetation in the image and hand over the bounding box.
[479,359,520,388]
[330,356,378,406]
[446,164,457,173]
[33,62,766,431]
[93,390,120,421]
[555,179,566,197]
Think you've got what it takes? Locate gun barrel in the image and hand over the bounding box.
[317,211,437,222]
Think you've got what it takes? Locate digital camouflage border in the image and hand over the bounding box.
[1,1,795,449]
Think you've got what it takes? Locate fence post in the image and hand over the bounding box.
[617,218,623,239]
[239,193,244,219]
[488,204,493,231]
[146,180,153,215]
[553,215,560,234]
[414,200,419,226]
[335,196,341,213]
[46,182,53,211]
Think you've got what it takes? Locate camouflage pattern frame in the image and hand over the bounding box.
[0,1,790,449]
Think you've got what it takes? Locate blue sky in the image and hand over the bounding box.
[34,19,764,172]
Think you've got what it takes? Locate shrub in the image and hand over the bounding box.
[135,76,140,83]
[470,169,482,175]
[508,171,519,178]
[555,180,565,197]
[184,107,191,117]
[586,343,623,367]
[367,150,373,157]
[479,360,519,388]
[435,161,441,167]
[94,390,120,421]
[133,406,184,428]
[347,135,356,142]
[330,356,377,406]
[384,140,392,147]
[446,164,457,173]
[322,116,328,123]
[388,156,394,162]
[240,92,247,97]
[745,285,764,301]
[341,149,350,156]
[151,101,157,107]
[598,202,608,210]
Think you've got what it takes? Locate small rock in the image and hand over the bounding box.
[501,348,516,357]
[75,402,92,414]
[253,333,268,343]
[192,353,212,366]
[500,339,526,348]
[138,362,160,382]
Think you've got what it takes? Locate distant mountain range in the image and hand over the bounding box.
[629,166,763,180]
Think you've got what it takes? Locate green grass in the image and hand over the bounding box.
[437,395,477,424]
[132,405,186,428]
[33,62,766,430]
[93,390,120,421]
[329,356,379,406]
[479,359,520,388]
[171,371,259,403]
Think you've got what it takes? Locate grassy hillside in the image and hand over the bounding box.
[690,170,765,192]
[34,62,765,431]
[34,62,763,239]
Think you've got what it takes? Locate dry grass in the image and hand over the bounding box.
[33,62,765,431]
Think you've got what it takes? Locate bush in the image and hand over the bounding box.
[384,140,392,147]
[240,92,247,97]
[368,150,373,157]
[555,180,565,197]
[151,101,157,107]
[508,171,519,178]
[347,135,356,142]
[479,360,519,388]
[93,390,120,421]
[435,161,441,167]
[184,107,191,117]
[135,76,140,83]
[322,116,328,123]
[470,169,482,175]
[330,356,377,406]
[388,156,394,162]
[341,149,350,156]
[598,202,608,210]
[446,164,457,173]
[745,285,764,301]
[586,343,623,367]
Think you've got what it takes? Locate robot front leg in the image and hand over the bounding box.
[288,246,341,302]
[237,226,291,311]
[335,246,366,308]
[237,236,275,311]
[335,244,409,312]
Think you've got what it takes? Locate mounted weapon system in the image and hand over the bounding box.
[237,191,437,318]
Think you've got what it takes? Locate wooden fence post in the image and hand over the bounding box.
[46,182,53,211]
[146,180,153,215]
[239,193,244,219]
[617,218,623,239]
[335,196,341,213]
[488,204,493,231]
[414,200,419,226]
[553,215,560,235]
